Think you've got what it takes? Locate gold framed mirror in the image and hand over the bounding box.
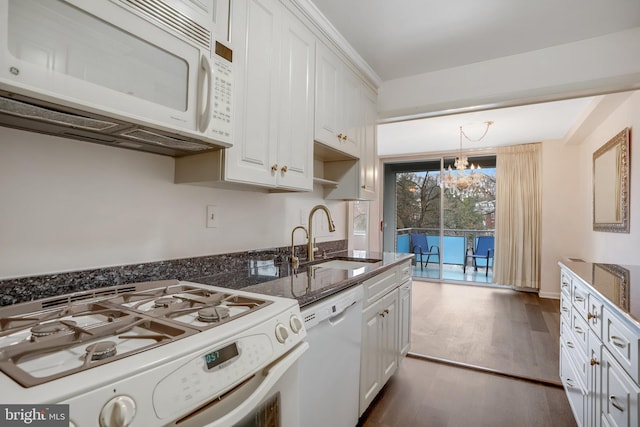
[593,127,630,233]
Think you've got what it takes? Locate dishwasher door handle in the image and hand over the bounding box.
[328,300,359,326]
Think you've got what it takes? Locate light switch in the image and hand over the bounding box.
[207,205,218,228]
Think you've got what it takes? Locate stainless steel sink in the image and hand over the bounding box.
[311,258,381,270]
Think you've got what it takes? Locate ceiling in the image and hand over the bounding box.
[377,95,598,156]
[309,0,640,156]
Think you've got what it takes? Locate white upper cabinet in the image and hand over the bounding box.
[321,81,377,201]
[314,42,360,158]
[225,0,314,190]
[360,85,378,198]
[276,11,316,190]
[176,0,314,191]
[175,0,379,195]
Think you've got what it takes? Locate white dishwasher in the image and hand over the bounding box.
[299,285,363,427]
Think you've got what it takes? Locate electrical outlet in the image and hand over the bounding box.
[206,205,218,228]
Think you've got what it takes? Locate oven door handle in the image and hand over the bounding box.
[175,341,309,427]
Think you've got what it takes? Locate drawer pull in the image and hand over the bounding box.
[574,326,584,335]
[611,336,627,348]
[562,307,569,313]
[567,341,575,349]
[575,295,585,303]
[565,378,575,388]
[609,395,625,412]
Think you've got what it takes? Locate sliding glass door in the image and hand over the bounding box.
[384,155,496,284]
[441,155,496,283]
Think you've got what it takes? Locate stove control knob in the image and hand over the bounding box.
[275,323,289,343]
[99,395,136,427]
[289,315,303,334]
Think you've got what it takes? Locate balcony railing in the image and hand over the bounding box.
[396,227,494,267]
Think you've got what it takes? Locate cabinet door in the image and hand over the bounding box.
[398,280,412,359]
[360,299,383,416]
[226,0,279,186]
[314,42,342,148]
[339,68,362,157]
[276,9,314,190]
[359,85,377,200]
[380,289,399,384]
[561,342,588,426]
[601,348,640,427]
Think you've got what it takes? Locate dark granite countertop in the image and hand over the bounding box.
[194,251,414,307]
[559,260,640,326]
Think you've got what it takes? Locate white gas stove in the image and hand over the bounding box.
[0,280,307,426]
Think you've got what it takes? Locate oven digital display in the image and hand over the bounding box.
[204,343,239,370]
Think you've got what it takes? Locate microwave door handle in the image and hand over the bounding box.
[198,54,213,132]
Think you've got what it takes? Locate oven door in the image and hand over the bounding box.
[171,342,308,427]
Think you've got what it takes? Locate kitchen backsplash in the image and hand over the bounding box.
[0,240,347,306]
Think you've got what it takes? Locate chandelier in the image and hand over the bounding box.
[441,121,493,199]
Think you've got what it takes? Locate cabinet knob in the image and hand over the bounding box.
[341,134,348,141]
[271,164,278,172]
[590,358,599,366]
[337,133,344,140]
[281,165,288,173]
[587,312,596,320]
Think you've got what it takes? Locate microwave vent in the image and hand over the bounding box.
[0,98,119,132]
[120,0,211,50]
[120,128,213,151]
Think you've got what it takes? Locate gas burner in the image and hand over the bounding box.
[197,306,230,323]
[86,341,117,361]
[154,297,178,308]
[31,320,77,338]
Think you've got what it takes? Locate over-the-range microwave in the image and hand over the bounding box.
[0,0,233,156]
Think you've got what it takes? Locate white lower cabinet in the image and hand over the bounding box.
[398,279,412,358]
[561,341,588,427]
[359,261,412,416]
[559,263,640,427]
[601,347,640,427]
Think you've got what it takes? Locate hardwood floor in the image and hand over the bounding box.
[410,280,561,383]
[358,357,577,427]
[358,280,577,427]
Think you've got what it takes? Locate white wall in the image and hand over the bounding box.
[539,90,640,298]
[378,28,640,121]
[0,127,347,279]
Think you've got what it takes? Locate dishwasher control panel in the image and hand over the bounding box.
[301,285,363,329]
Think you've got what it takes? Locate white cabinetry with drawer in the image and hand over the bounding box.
[559,262,640,427]
[359,260,412,416]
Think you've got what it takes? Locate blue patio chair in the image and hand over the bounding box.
[464,236,494,277]
[410,233,440,270]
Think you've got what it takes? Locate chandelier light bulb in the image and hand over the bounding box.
[439,121,493,199]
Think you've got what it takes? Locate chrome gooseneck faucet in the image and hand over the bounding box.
[307,204,336,262]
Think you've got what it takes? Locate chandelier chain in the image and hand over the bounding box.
[461,120,493,142]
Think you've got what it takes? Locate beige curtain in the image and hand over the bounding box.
[494,143,541,289]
